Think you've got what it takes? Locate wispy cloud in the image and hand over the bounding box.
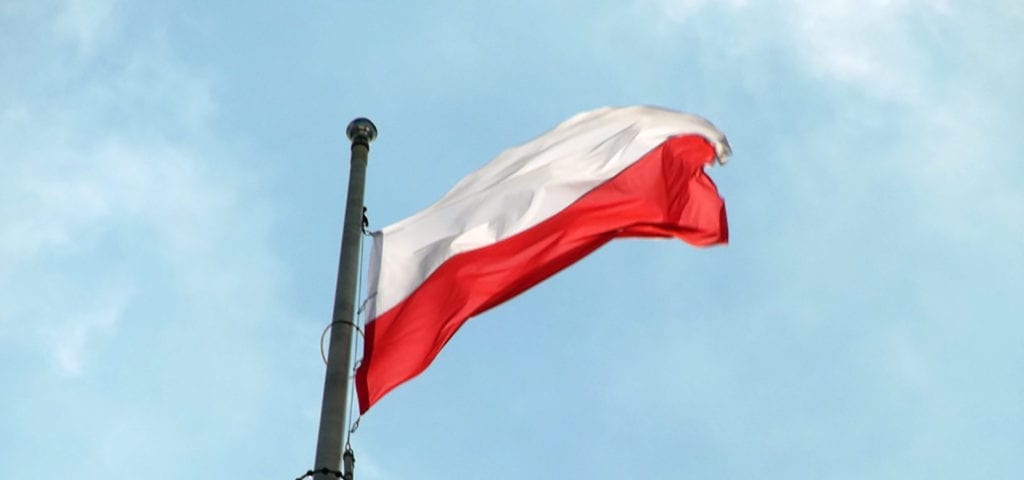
[45,287,132,376]
[0,0,278,377]
[1,4,313,476]
[636,0,1022,225]
[647,0,749,22]
[53,0,118,56]
[637,0,960,100]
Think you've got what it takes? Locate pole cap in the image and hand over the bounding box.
[347,118,377,145]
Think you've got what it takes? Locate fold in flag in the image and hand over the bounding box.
[356,106,731,413]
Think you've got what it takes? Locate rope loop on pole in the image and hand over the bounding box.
[320,321,365,366]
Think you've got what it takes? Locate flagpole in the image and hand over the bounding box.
[312,118,377,480]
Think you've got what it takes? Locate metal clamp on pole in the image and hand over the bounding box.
[312,118,377,480]
[343,446,356,480]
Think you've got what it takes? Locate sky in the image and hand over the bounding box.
[1,1,1022,479]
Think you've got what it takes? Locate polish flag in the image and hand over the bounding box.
[355,106,731,413]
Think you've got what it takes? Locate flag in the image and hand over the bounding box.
[355,106,731,413]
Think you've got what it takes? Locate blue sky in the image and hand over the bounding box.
[2,1,1022,478]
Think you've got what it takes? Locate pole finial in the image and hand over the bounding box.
[347,118,377,145]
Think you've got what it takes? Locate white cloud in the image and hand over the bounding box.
[783,0,952,98]
[642,0,955,100]
[899,89,1024,246]
[0,113,252,374]
[54,0,118,56]
[46,287,132,376]
[647,0,748,22]
[639,0,1022,237]
[0,1,279,378]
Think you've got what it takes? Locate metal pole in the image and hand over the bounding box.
[313,118,377,480]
